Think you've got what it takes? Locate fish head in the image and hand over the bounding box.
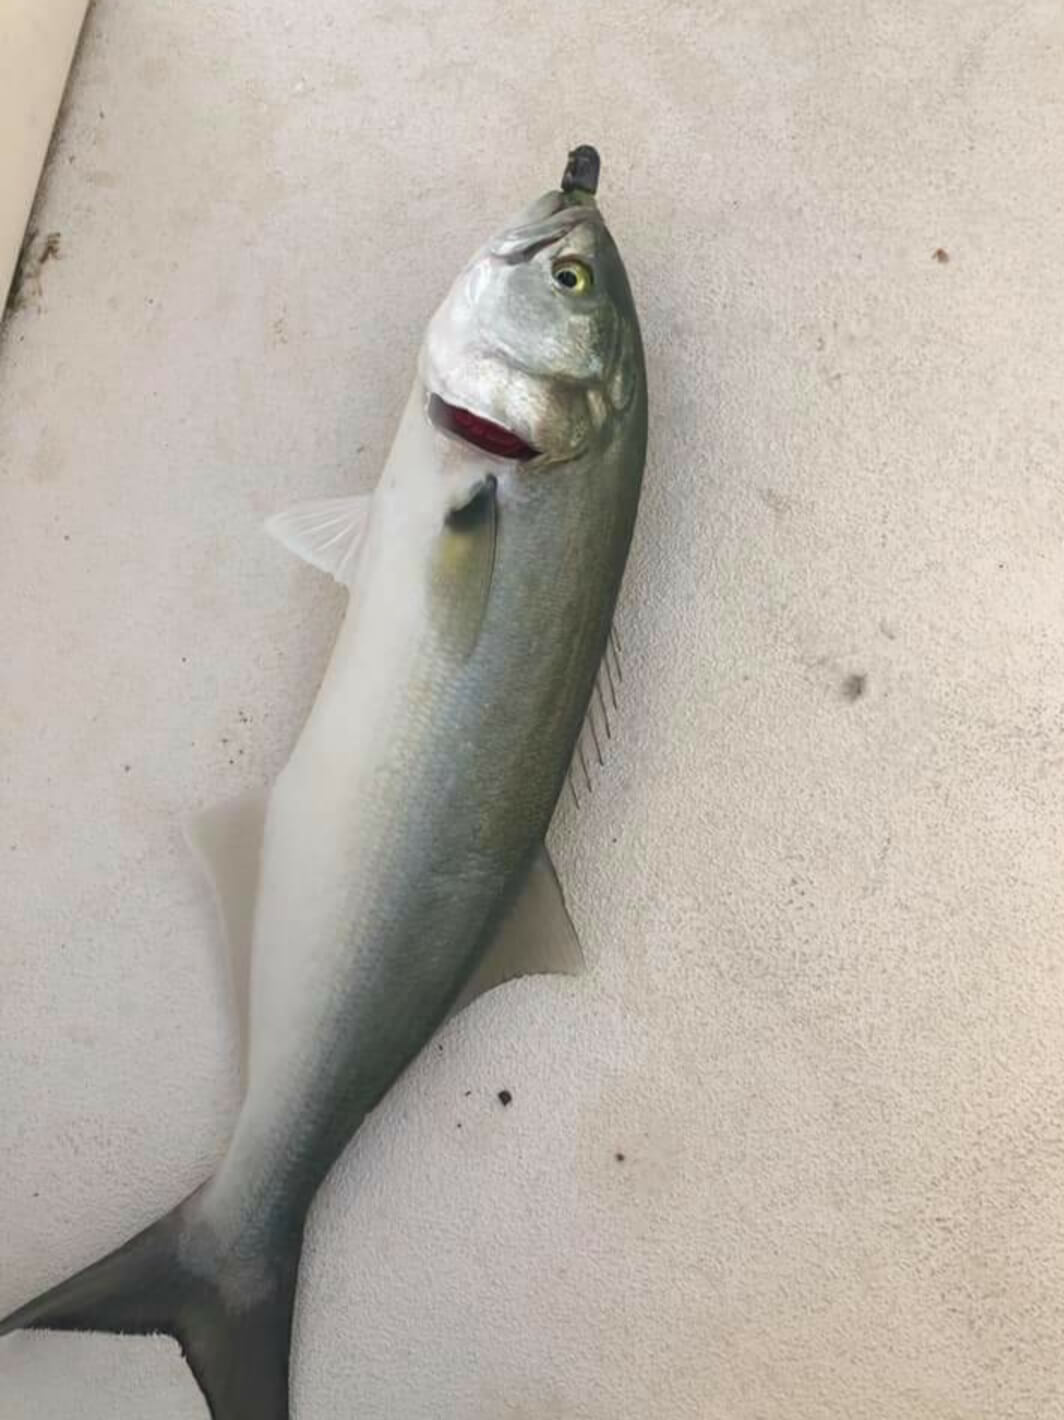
[421,171,643,467]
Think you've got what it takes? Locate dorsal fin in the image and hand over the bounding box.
[448,843,584,1017]
[568,624,624,808]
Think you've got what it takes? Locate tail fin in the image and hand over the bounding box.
[0,1190,302,1420]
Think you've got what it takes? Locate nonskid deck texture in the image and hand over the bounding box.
[4,1,1064,1416]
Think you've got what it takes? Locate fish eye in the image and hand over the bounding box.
[552,259,593,295]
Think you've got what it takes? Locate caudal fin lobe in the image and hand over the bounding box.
[0,1191,301,1420]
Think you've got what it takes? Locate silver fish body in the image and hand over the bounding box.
[214,402,643,1239]
[1,151,647,1420]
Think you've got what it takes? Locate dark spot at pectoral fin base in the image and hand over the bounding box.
[448,843,584,1018]
[431,476,498,661]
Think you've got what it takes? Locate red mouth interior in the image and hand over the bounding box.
[429,394,537,461]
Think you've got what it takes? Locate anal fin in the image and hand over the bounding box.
[450,843,584,1017]
[182,789,267,1072]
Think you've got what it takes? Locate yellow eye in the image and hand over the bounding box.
[553,259,593,295]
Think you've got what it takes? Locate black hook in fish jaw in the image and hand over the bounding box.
[561,145,600,196]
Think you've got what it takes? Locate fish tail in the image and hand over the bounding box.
[0,1186,303,1420]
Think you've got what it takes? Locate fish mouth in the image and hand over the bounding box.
[491,205,598,264]
[427,393,539,461]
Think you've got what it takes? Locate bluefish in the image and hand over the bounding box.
[1,145,647,1419]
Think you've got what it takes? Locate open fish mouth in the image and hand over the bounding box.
[428,393,539,461]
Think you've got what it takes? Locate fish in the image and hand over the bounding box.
[0,144,647,1419]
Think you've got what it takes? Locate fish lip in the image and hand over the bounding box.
[426,392,540,462]
[490,207,599,264]
[495,231,565,267]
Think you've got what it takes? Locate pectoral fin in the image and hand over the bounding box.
[449,843,584,1017]
[430,476,497,661]
[182,789,267,1073]
[265,494,371,586]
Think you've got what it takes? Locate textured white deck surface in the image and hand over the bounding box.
[3,1,1064,1416]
